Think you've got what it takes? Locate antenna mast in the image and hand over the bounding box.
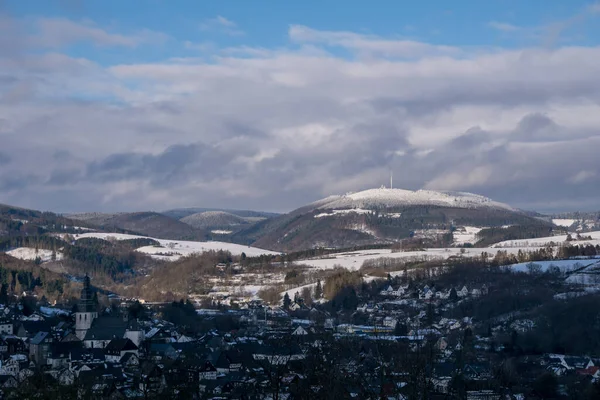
[390,170,393,189]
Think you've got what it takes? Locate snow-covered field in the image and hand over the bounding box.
[493,231,600,248]
[72,232,279,260]
[6,248,63,262]
[552,219,576,228]
[296,247,518,271]
[280,282,319,300]
[508,259,596,274]
[313,188,514,211]
[507,259,600,286]
[453,226,483,246]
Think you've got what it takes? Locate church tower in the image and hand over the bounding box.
[75,275,98,340]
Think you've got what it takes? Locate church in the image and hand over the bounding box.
[74,275,144,348]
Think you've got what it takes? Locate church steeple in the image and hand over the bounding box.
[79,275,95,312]
[76,274,98,340]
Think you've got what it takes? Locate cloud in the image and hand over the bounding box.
[200,15,244,36]
[2,15,600,213]
[0,152,10,166]
[288,25,460,58]
[487,21,521,32]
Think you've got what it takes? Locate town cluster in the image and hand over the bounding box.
[0,270,597,399]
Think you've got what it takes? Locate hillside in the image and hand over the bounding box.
[68,212,207,241]
[236,188,554,252]
[161,207,279,220]
[181,211,249,230]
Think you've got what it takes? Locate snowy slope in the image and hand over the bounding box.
[492,231,600,248]
[314,188,515,211]
[453,226,484,246]
[6,248,63,262]
[72,232,279,260]
[181,211,249,229]
[552,219,576,228]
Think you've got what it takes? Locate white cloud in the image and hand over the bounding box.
[288,25,460,58]
[487,21,521,32]
[2,16,600,213]
[31,18,168,48]
[569,170,596,184]
[200,15,244,36]
[589,3,600,13]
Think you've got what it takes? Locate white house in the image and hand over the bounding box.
[383,317,398,329]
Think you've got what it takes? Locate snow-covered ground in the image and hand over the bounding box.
[453,226,484,246]
[314,208,372,218]
[280,282,319,300]
[508,259,596,274]
[72,232,279,260]
[507,259,600,286]
[492,231,600,248]
[313,188,514,211]
[6,248,63,263]
[296,247,513,271]
[552,219,576,228]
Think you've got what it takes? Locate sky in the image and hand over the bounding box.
[1,0,600,214]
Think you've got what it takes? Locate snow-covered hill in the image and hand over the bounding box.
[71,232,279,260]
[313,188,515,211]
[181,211,250,229]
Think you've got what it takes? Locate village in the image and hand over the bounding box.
[0,255,598,400]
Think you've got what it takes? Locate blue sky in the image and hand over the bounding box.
[5,0,600,64]
[1,1,600,213]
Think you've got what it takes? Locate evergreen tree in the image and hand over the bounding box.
[283,293,291,309]
[315,280,323,299]
[449,287,458,301]
[0,284,7,305]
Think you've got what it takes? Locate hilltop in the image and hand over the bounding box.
[235,188,553,252]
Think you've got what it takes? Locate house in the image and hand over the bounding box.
[83,317,128,349]
[104,338,139,363]
[148,343,178,361]
[0,354,28,376]
[29,331,53,365]
[435,337,449,351]
[456,286,469,298]
[119,352,140,369]
[463,363,492,381]
[383,317,398,329]
[214,350,243,373]
[431,361,456,394]
[198,361,218,381]
[0,319,13,335]
[123,319,145,347]
[139,361,165,395]
[48,368,76,386]
[563,356,594,370]
[5,337,26,355]
[69,347,105,370]
[15,320,52,338]
[0,338,8,354]
[292,326,308,336]
[48,341,82,369]
[0,375,17,389]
